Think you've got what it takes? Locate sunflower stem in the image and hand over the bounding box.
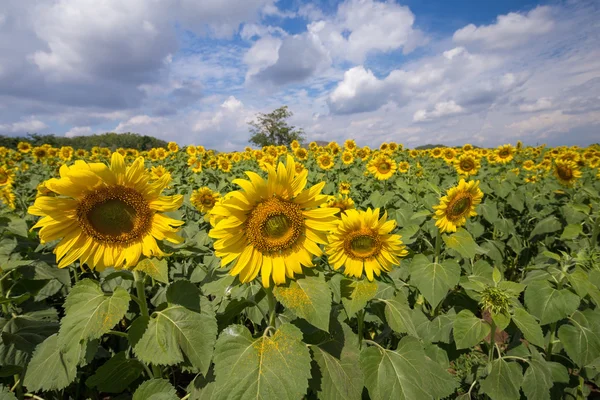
[357,309,365,349]
[434,229,442,264]
[546,322,557,360]
[133,270,161,378]
[264,286,277,332]
[488,319,497,364]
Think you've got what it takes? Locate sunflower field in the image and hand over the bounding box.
[0,140,599,400]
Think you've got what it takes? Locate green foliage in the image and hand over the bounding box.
[248,106,305,147]
[0,132,168,151]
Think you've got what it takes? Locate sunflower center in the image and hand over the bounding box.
[377,162,390,173]
[246,197,304,254]
[344,229,381,260]
[448,195,472,220]
[498,150,510,158]
[77,185,153,244]
[461,160,474,171]
[556,165,573,180]
[0,172,8,184]
[201,195,215,207]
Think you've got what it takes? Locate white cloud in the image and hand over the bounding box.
[64,126,93,138]
[327,66,387,114]
[453,6,554,49]
[519,97,553,112]
[0,117,47,133]
[413,101,464,122]
[506,110,600,135]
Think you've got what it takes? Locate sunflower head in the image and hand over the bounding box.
[342,151,354,165]
[168,142,179,152]
[479,286,511,316]
[326,208,407,281]
[191,187,220,213]
[339,181,351,195]
[496,144,514,163]
[433,179,484,233]
[209,155,338,287]
[0,166,15,186]
[28,152,184,270]
[294,147,308,161]
[18,142,32,153]
[367,155,397,180]
[317,154,335,170]
[321,194,355,215]
[553,160,582,186]
[344,139,357,151]
[454,153,480,176]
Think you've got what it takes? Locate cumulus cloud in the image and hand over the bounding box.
[0,117,47,133]
[453,6,554,49]
[327,67,388,114]
[64,126,93,138]
[519,97,553,112]
[413,101,464,122]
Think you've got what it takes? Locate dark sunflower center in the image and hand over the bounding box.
[0,172,8,184]
[499,150,510,158]
[461,160,474,171]
[378,162,390,172]
[77,185,153,244]
[246,197,304,254]
[201,195,215,207]
[345,229,381,260]
[557,165,573,180]
[448,196,472,220]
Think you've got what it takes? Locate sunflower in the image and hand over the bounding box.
[341,151,354,165]
[186,146,197,157]
[339,181,351,195]
[321,194,354,215]
[388,142,399,153]
[317,154,335,170]
[75,149,88,158]
[32,147,48,162]
[0,166,15,186]
[409,150,419,158]
[28,153,184,270]
[553,160,582,186]
[191,187,220,214]
[431,148,443,158]
[208,155,338,287]
[218,158,232,173]
[60,146,74,161]
[443,148,456,162]
[326,208,408,281]
[309,142,318,151]
[522,160,535,171]
[168,142,179,152]
[290,140,300,151]
[356,147,370,161]
[187,157,203,173]
[379,143,389,152]
[0,186,16,210]
[151,165,168,180]
[463,144,473,152]
[294,147,308,161]
[398,161,410,173]
[454,153,480,176]
[18,142,32,153]
[433,179,483,233]
[367,155,397,180]
[156,148,168,160]
[344,139,357,151]
[525,175,540,184]
[496,145,514,164]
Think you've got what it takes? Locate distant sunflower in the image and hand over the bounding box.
[431,148,443,158]
[443,148,456,162]
[341,151,354,165]
[290,140,300,151]
[17,142,32,153]
[187,157,203,173]
[191,187,220,213]
[398,161,410,173]
[32,147,48,162]
[388,142,399,153]
[379,143,389,152]
[356,147,370,161]
[0,186,16,210]
[409,150,419,158]
[344,139,357,151]
[496,145,514,164]
[218,158,232,173]
[168,142,179,152]
[553,160,582,186]
[317,153,335,170]
[321,194,354,215]
[151,165,168,180]
[186,146,197,157]
[522,160,535,171]
[326,208,408,281]
[367,155,397,180]
[28,153,184,270]
[294,147,308,161]
[0,166,15,187]
[454,153,480,176]
[208,155,338,287]
[433,179,483,233]
[339,181,351,195]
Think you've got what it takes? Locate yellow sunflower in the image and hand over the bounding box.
[431,148,443,158]
[496,145,514,164]
[356,147,370,161]
[367,155,397,180]
[321,194,355,215]
[388,142,399,153]
[433,179,484,233]
[341,151,354,165]
[28,153,184,271]
[218,158,232,173]
[0,166,15,186]
[317,153,335,170]
[344,139,357,151]
[32,147,48,162]
[168,142,179,152]
[398,161,410,173]
[0,186,16,210]
[443,148,456,162]
[151,165,168,180]
[208,155,338,287]
[553,160,582,186]
[186,146,197,157]
[326,208,408,281]
[339,181,351,195]
[187,157,203,173]
[454,153,480,176]
[191,187,220,213]
[294,147,308,161]
[18,142,32,153]
[290,140,300,151]
[522,160,535,171]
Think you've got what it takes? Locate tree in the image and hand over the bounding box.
[248,106,305,147]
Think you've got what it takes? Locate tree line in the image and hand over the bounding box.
[0,132,168,151]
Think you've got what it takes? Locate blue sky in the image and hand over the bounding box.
[0,0,599,150]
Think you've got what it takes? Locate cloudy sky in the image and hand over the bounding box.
[1,0,599,150]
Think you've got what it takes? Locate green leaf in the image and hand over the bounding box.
[0,387,17,400]
[558,310,600,367]
[340,279,378,318]
[134,301,217,374]
[360,336,456,400]
[415,309,456,343]
[560,223,582,240]
[212,324,312,400]
[479,359,523,400]
[135,258,169,284]
[529,216,562,240]
[443,228,485,259]
[167,280,201,312]
[23,334,79,392]
[0,316,58,367]
[310,323,363,400]
[132,379,178,400]
[453,309,491,349]
[86,352,145,393]
[524,280,580,325]
[409,254,460,308]
[480,201,499,223]
[58,280,130,349]
[382,296,419,338]
[522,349,553,400]
[512,308,545,348]
[274,273,332,332]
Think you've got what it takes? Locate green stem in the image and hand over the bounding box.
[133,271,160,378]
[434,229,442,264]
[358,309,365,349]
[546,321,557,361]
[108,330,129,338]
[13,374,23,400]
[591,215,600,250]
[488,320,497,363]
[264,286,277,330]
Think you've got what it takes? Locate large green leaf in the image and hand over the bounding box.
[212,324,312,400]
[453,309,491,349]
[23,334,80,392]
[310,323,363,400]
[558,310,600,367]
[409,254,460,308]
[524,281,580,325]
[0,316,58,367]
[443,228,485,259]
[382,296,419,338]
[58,279,130,349]
[132,379,178,400]
[512,308,545,348]
[480,359,523,400]
[134,301,217,374]
[135,258,169,284]
[86,352,145,393]
[340,279,378,318]
[529,216,562,240]
[360,336,456,400]
[522,348,553,400]
[274,273,332,332]
[415,308,456,343]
